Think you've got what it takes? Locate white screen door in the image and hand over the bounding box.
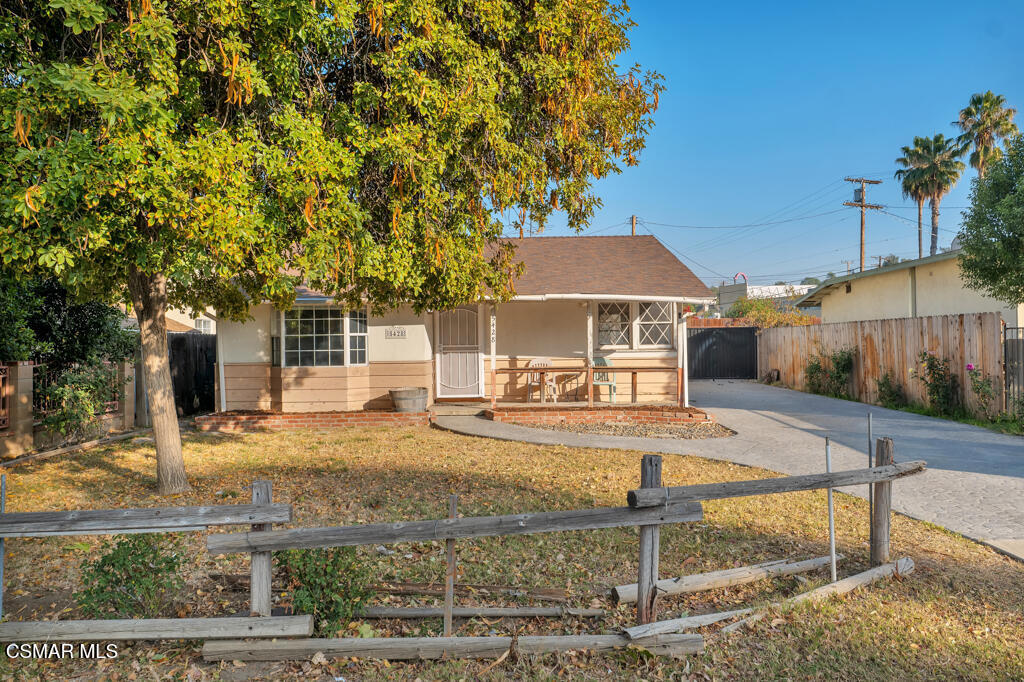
[438,306,482,397]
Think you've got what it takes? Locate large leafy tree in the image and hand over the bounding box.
[958,134,1024,306]
[954,91,1018,180]
[1,0,661,493]
[895,138,930,259]
[891,134,965,256]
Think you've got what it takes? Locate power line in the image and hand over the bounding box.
[877,209,959,234]
[640,209,847,230]
[637,223,728,279]
[684,183,852,253]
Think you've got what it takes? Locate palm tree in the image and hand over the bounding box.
[893,134,965,256]
[895,138,931,259]
[954,91,1018,179]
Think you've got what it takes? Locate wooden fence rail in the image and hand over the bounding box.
[0,493,298,642]
[206,502,704,554]
[0,503,292,537]
[627,461,925,508]
[757,312,1004,415]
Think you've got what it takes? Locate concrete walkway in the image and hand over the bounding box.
[433,380,1024,561]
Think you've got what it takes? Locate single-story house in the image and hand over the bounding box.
[166,308,216,334]
[213,235,715,412]
[793,249,1023,325]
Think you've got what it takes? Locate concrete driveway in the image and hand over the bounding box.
[689,380,1024,560]
[434,380,1024,560]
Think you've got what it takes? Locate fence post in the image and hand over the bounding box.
[636,454,662,624]
[4,363,35,458]
[443,494,457,637]
[250,480,273,617]
[871,438,894,566]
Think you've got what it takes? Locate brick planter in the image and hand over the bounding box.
[195,410,430,432]
[484,405,714,426]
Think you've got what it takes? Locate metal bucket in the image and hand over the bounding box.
[390,387,428,413]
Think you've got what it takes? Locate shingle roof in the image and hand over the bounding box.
[502,235,712,299]
[165,318,198,333]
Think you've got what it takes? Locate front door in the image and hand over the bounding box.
[438,306,482,397]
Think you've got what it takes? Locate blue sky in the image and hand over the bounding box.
[528,0,1024,286]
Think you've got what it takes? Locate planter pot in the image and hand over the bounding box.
[390,387,428,413]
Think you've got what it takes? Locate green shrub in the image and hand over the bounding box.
[74,534,184,619]
[876,370,906,408]
[965,364,997,418]
[805,347,856,398]
[913,352,958,416]
[39,360,125,442]
[276,547,375,636]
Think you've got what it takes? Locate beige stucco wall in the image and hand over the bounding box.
[819,256,1019,326]
[369,307,433,362]
[915,258,1018,323]
[820,268,913,323]
[218,303,274,364]
[495,300,589,358]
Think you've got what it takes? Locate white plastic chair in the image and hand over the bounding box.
[526,357,559,403]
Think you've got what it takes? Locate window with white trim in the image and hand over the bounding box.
[637,302,672,347]
[194,318,212,334]
[596,302,675,350]
[597,302,631,347]
[283,308,369,367]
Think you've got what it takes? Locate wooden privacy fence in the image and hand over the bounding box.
[757,312,1005,414]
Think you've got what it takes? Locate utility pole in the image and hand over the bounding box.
[842,260,854,274]
[843,177,883,272]
[631,215,637,236]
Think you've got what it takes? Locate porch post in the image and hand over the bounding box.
[586,302,594,407]
[489,305,497,409]
[679,310,691,408]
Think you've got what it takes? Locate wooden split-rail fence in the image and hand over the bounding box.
[0,440,925,661]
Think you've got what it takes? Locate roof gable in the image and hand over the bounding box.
[503,235,712,299]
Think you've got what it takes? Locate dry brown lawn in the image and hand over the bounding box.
[1,426,1022,680]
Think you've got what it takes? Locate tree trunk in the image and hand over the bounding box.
[929,196,941,256]
[128,265,190,495]
[916,199,923,259]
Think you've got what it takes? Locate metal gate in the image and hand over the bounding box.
[1006,327,1023,414]
[687,327,758,380]
[438,306,482,398]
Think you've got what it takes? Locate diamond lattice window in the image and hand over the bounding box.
[638,302,672,346]
[598,303,631,346]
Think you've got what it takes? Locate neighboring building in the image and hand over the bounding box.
[213,235,715,412]
[165,308,216,334]
[794,249,1023,325]
[717,282,816,314]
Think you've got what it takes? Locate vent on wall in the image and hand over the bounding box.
[845,282,852,294]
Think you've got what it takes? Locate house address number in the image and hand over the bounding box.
[385,326,407,339]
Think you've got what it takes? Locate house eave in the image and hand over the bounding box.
[794,249,962,308]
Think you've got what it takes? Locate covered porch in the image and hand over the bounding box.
[486,296,699,409]
[433,295,710,409]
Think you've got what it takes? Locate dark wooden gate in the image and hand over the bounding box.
[167,332,217,415]
[687,327,758,380]
[1006,327,1023,414]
